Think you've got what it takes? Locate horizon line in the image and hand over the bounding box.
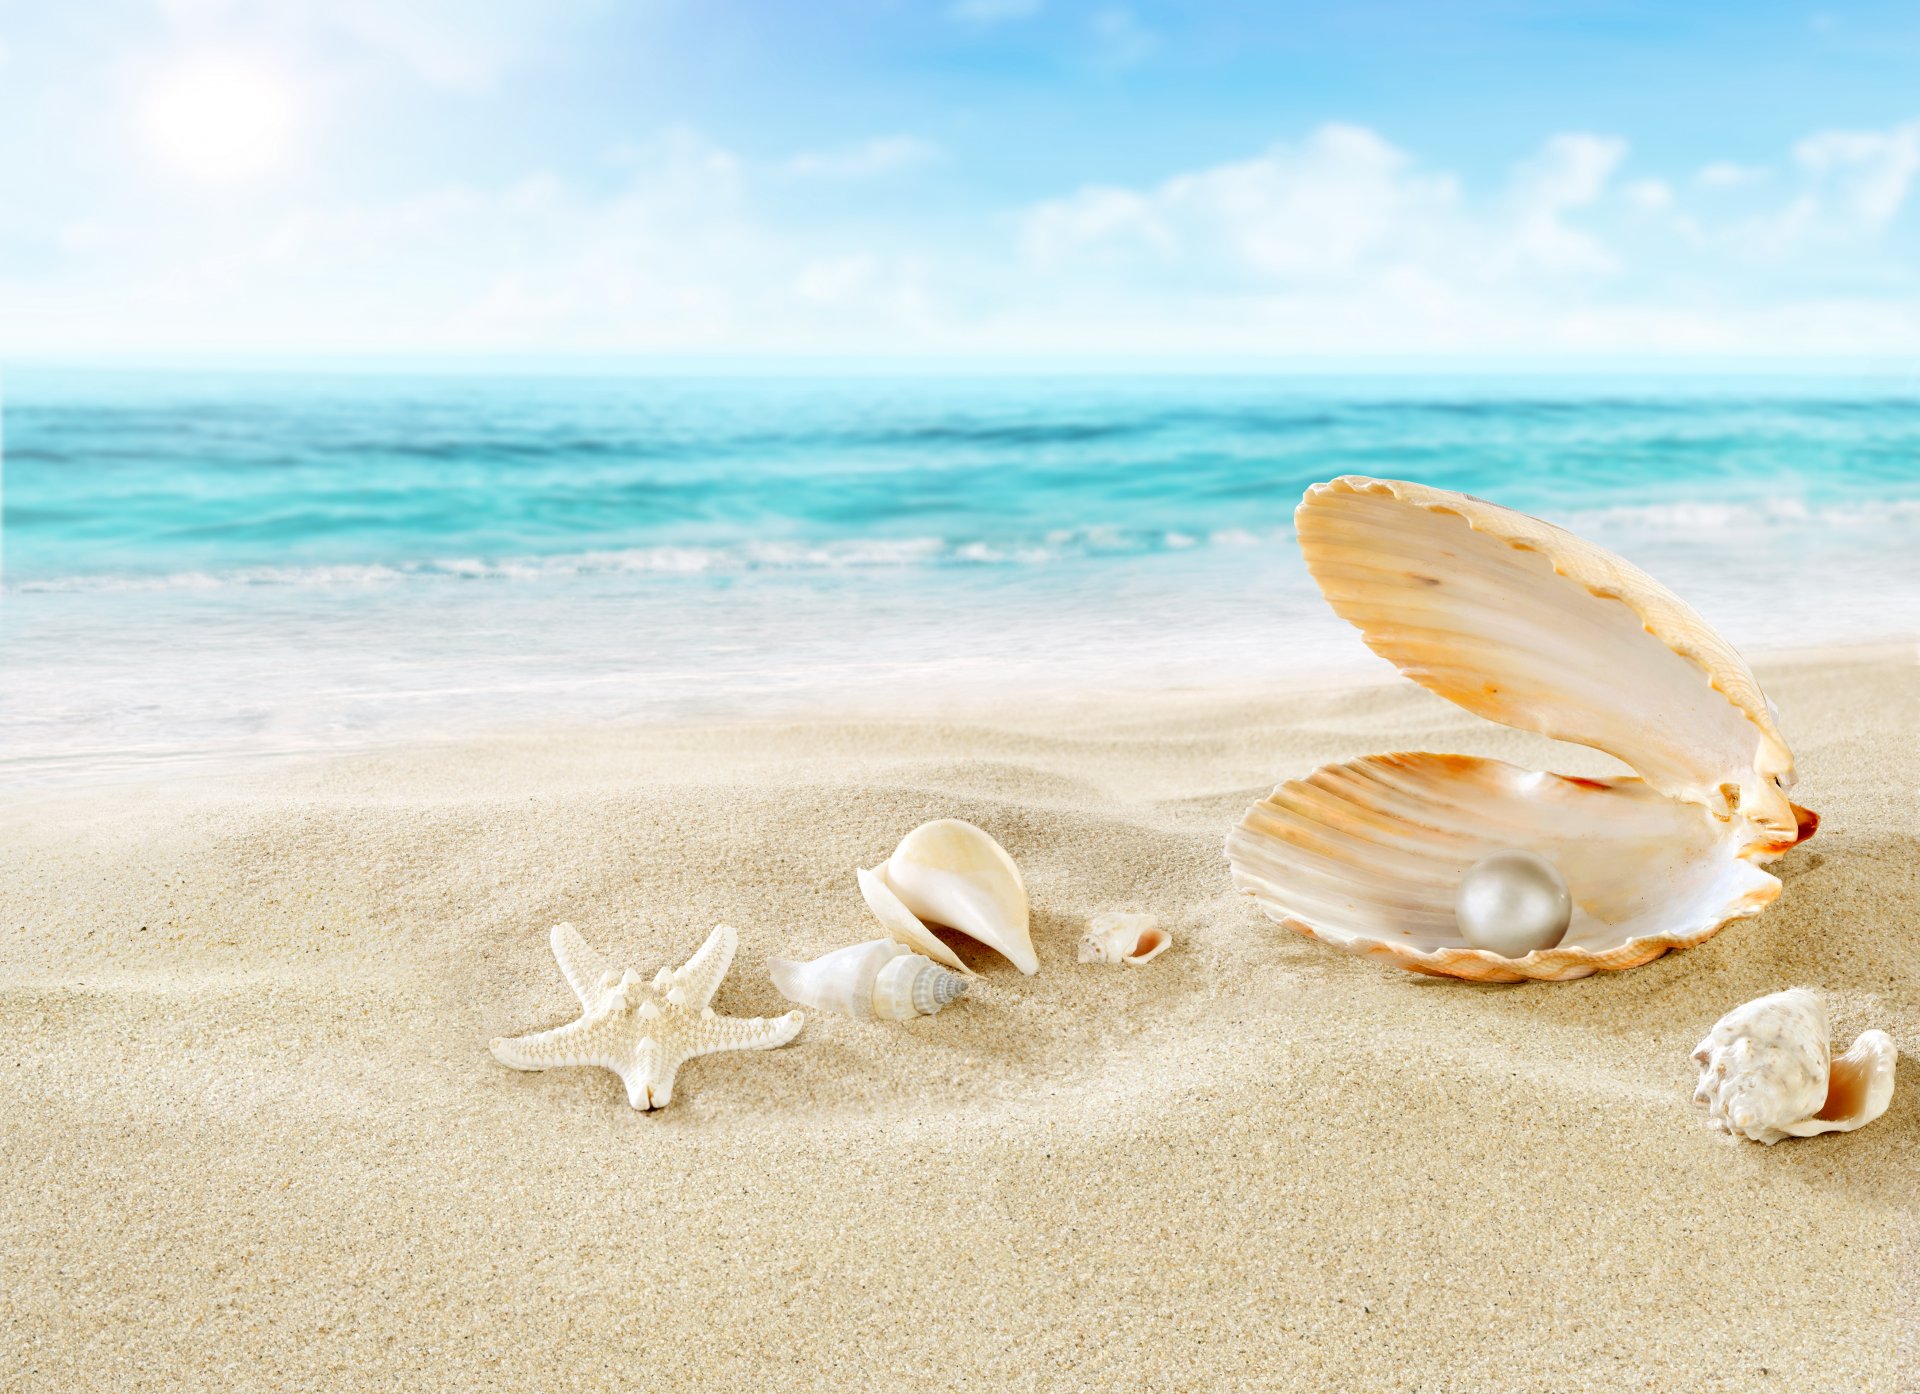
[6,352,1919,380]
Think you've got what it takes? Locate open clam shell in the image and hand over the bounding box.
[1227,476,1816,982]
[1294,475,1798,841]
[1228,754,1787,983]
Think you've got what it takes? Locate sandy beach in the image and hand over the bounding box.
[2,644,1913,1393]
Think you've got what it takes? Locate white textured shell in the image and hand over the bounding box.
[1691,988,1897,1144]
[1225,476,1816,983]
[1077,912,1171,965]
[858,865,972,975]
[768,938,970,1022]
[861,819,1036,975]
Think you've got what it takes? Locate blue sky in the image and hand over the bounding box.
[2,1,1918,361]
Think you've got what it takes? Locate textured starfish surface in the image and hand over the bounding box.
[491,922,803,1110]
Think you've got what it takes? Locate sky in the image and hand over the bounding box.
[2,0,1919,363]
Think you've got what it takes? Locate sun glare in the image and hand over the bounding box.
[141,55,296,183]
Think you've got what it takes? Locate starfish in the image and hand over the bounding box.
[491,922,803,1110]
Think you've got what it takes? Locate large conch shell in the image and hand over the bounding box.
[1226,476,1817,982]
[860,819,1036,975]
[1691,988,1896,1144]
[769,938,971,1021]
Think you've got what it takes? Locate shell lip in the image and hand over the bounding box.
[1241,883,1782,984]
[1298,475,1802,835]
[856,864,978,977]
[869,820,1036,975]
[1123,928,1172,965]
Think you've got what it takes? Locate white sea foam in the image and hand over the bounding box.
[6,538,960,594]
[4,529,1194,593]
[8,497,1917,597]
[1209,527,1282,547]
[1566,497,1920,534]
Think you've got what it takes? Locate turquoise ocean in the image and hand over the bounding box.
[4,370,1917,782]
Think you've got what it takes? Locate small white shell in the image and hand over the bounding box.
[1691,988,1897,1145]
[862,819,1035,975]
[768,938,970,1022]
[1077,912,1171,965]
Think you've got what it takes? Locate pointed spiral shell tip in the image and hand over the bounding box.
[906,961,971,1016]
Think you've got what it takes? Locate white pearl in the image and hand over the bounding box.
[1455,849,1572,958]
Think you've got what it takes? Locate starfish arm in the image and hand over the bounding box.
[688,1009,805,1059]
[550,923,615,1009]
[670,923,739,1010]
[490,1012,602,1072]
[616,1037,683,1110]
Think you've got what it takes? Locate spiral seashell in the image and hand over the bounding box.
[859,818,1035,975]
[1691,988,1897,1145]
[1077,912,1171,965]
[768,938,970,1022]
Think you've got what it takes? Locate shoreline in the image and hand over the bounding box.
[4,636,1912,795]
[3,644,1914,1389]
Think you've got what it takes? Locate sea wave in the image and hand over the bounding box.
[1564,496,1920,534]
[3,526,1307,594]
[11,491,1920,595]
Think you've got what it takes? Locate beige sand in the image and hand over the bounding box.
[2,646,1914,1392]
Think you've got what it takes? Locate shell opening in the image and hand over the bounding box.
[1817,1032,1896,1124]
[1124,929,1171,964]
[1228,754,1783,984]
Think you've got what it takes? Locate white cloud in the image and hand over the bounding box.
[1725,119,1920,259]
[1791,120,1920,227]
[157,0,608,90]
[1003,120,1920,355]
[1514,133,1622,206]
[1023,186,1171,264]
[1696,160,1769,189]
[1625,178,1673,211]
[325,1,558,89]
[948,0,1042,23]
[794,253,878,305]
[1503,133,1626,273]
[1024,124,1625,284]
[1089,8,1157,70]
[0,125,949,356]
[8,115,1920,360]
[784,135,939,180]
[1027,125,1456,274]
[790,252,935,330]
[1165,125,1458,276]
